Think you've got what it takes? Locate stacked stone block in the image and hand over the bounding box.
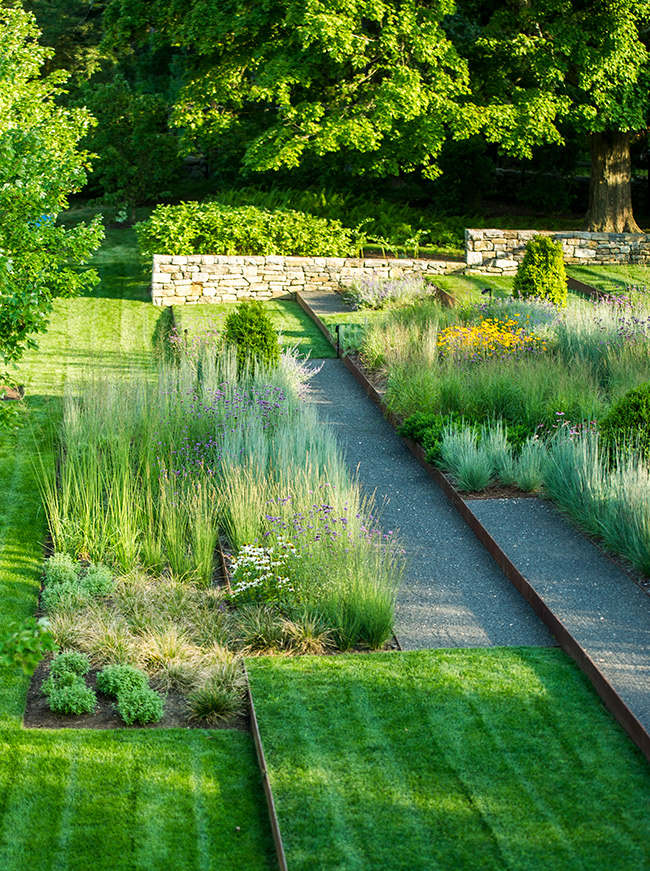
[151,254,464,306]
[465,229,650,274]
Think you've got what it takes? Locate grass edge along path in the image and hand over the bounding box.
[0,228,277,871]
[248,648,650,871]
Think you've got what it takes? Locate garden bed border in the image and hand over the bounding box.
[296,290,650,764]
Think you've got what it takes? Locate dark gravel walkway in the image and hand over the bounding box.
[470,498,650,731]
[309,359,553,650]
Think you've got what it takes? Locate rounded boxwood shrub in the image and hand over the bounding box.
[49,649,91,679]
[224,300,280,372]
[513,235,567,307]
[117,685,164,725]
[97,664,148,697]
[600,381,650,455]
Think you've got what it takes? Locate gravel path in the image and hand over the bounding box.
[470,498,650,731]
[309,359,553,650]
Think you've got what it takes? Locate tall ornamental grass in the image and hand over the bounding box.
[38,347,402,649]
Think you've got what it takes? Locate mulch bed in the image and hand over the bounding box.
[24,656,249,731]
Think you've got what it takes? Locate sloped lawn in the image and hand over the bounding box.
[248,648,650,871]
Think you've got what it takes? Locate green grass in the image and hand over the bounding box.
[0,226,277,869]
[247,648,650,871]
[566,263,650,295]
[173,300,336,358]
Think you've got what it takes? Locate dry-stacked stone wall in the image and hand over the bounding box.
[465,229,650,274]
[151,254,464,306]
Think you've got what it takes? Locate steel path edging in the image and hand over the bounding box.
[297,292,650,763]
[219,543,289,871]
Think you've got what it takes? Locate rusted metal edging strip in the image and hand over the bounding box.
[244,662,290,871]
[295,291,338,351]
[295,292,650,763]
[567,277,606,298]
[219,543,289,870]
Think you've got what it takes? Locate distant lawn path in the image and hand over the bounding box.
[0,228,276,871]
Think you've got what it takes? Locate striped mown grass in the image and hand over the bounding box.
[247,647,650,871]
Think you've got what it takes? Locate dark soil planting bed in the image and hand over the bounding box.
[247,647,650,871]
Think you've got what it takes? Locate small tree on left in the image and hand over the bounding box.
[0,7,103,377]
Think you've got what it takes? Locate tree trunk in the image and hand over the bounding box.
[585,131,642,233]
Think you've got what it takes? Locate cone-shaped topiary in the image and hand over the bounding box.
[513,235,567,307]
[224,300,280,373]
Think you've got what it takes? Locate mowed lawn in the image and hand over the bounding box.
[247,648,650,871]
[0,227,277,871]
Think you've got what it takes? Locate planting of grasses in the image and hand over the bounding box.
[247,648,650,871]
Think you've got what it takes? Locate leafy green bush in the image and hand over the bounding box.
[49,650,91,679]
[600,381,650,455]
[224,301,280,373]
[136,202,359,256]
[97,664,149,696]
[44,677,97,715]
[44,553,79,586]
[43,654,97,716]
[81,563,115,597]
[116,685,164,725]
[513,235,567,307]
[0,617,57,675]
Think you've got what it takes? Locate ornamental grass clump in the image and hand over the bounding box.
[343,275,432,310]
[438,425,493,492]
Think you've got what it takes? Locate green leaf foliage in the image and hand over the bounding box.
[136,202,359,256]
[43,673,97,715]
[49,650,91,679]
[0,7,104,372]
[116,685,164,725]
[97,664,149,697]
[600,381,650,456]
[513,236,567,307]
[0,617,57,676]
[81,73,180,216]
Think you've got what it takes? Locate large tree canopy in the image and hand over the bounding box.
[0,7,103,370]
[103,0,563,179]
[456,0,650,231]
[104,0,650,230]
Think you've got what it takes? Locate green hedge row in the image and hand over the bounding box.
[136,202,361,256]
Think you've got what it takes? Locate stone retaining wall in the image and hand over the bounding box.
[465,229,650,273]
[151,253,464,306]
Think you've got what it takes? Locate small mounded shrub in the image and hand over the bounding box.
[97,664,149,696]
[44,678,97,716]
[513,235,567,307]
[44,553,79,586]
[136,202,358,257]
[40,581,91,613]
[600,381,650,455]
[49,649,91,679]
[224,300,280,373]
[116,685,165,725]
[81,563,115,597]
[43,652,96,716]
